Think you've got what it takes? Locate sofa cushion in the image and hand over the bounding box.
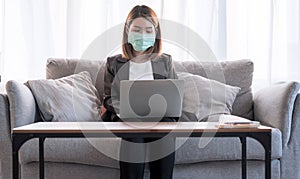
[6,81,40,128]
[178,72,240,121]
[175,128,281,164]
[173,160,280,179]
[46,58,106,102]
[19,138,120,168]
[27,71,101,122]
[174,59,254,120]
[20,128,281,168]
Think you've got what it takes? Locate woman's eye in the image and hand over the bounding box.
[146,30,153,33]
[133,29,140,32]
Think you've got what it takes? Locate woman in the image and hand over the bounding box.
[101,5,177,179]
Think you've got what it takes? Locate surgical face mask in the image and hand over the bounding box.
[128,32,156,52]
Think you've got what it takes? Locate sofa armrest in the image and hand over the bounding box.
[6,80,39,129]
[253,82,300,146]
[0,94,12,178]
[280,93,300,178]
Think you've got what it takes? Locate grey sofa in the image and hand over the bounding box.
[0,58,299,179]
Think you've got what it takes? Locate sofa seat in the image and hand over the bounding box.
[22,160,281,179]
[175,128,281,164]
[20,128,281,168]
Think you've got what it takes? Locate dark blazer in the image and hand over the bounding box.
[102,53,178,122]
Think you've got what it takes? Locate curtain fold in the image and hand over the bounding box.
[226,0,300,90]
[1,0,299,91]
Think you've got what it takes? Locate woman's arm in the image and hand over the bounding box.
[102,57,117,115]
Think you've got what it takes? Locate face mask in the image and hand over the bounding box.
[128,32,156,52]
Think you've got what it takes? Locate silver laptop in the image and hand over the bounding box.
[119,79,184,120]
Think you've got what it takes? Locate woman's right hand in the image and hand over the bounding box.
[100,105,107,118]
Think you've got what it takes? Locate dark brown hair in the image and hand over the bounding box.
[122,5,162,59]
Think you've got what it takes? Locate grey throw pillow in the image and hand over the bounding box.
[178,72,241,121]
[174,59,254,120]
[27,71,101,122]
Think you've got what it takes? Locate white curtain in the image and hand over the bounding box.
[1,0,300,91]
[1,0,163,86]
[226,0,300,90]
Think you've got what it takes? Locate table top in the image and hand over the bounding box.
[12,122,272,134]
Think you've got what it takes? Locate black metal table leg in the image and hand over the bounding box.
[12,134,34,179]
[240,136,247,179]
[12,145,19,179]
[265,134,272,179]
[39,137,45,179]
[250,132,272,179]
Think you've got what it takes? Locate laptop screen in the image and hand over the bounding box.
[119,79,184,120]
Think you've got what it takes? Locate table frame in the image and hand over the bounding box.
[12,123,272,179]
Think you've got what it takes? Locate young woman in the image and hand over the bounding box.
[101,5,178,179]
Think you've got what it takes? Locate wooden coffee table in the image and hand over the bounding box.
[12,122,272,179]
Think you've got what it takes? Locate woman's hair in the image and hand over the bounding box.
[122,5,162,59]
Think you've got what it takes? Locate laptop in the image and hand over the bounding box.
[119,79,184,120]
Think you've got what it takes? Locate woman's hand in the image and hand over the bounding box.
[100,105,107,117]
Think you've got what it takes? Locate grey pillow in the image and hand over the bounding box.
[178,72,241,121]
[174,59,254,120]
[27,71,101,122]
[46,58,106,102]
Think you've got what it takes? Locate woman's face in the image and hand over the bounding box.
[127,17,156,54]
[128,17,156,35]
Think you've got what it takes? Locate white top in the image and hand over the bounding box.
[129,60,154,80]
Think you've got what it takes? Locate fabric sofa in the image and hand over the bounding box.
[0,58,299,179]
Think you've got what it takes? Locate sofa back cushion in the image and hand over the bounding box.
[46,58,106,102]
[46,58,254,119]
[174,60,254,119]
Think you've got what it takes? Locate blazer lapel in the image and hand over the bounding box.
[151,60,166,79]
[116,60,129,81]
